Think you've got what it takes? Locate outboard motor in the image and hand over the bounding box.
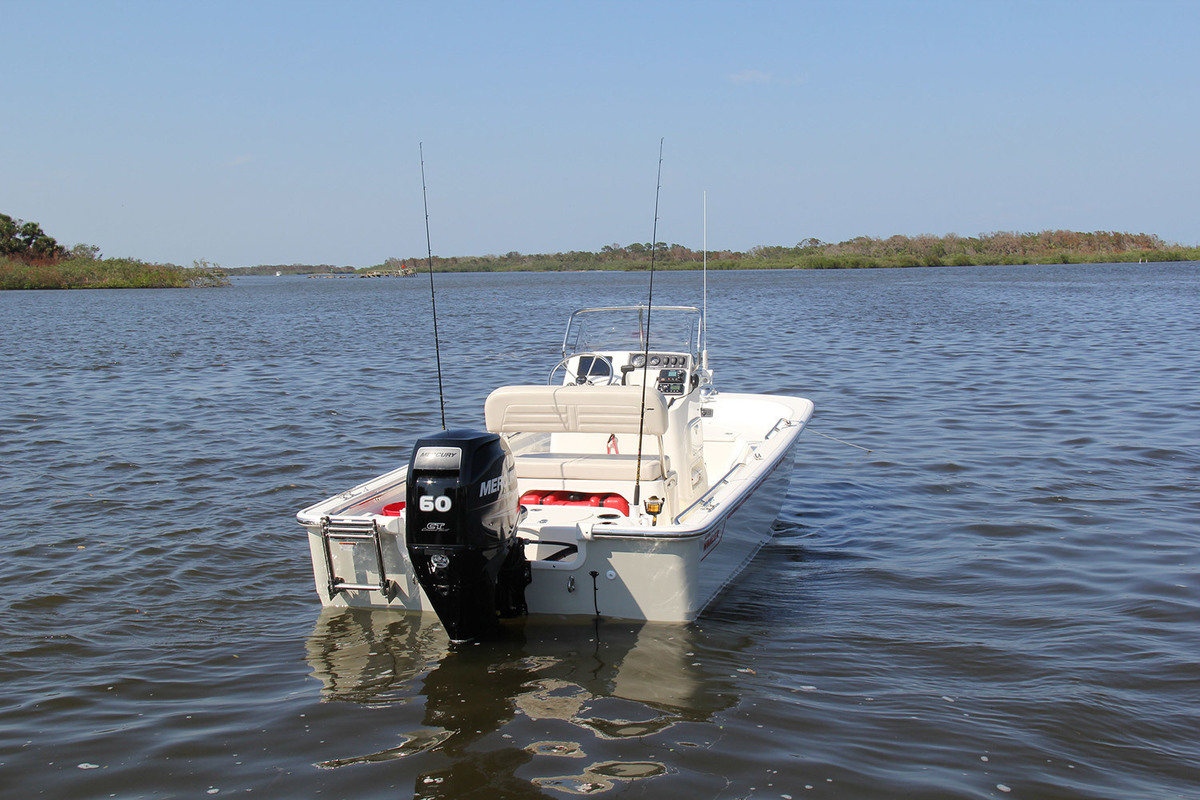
[405,430,529,642]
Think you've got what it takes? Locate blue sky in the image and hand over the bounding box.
[4,0,1197,267]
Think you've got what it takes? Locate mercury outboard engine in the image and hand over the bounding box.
[406,430,529,642]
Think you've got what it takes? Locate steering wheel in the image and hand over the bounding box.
[548,352,617,386]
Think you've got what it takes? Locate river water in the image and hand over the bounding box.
[1,263,1197,799]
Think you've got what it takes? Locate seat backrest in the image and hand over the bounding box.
[484,385,668,435]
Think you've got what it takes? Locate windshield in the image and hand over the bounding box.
[562,306,703,359]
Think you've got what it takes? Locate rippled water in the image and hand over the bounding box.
[1,263,1197,798]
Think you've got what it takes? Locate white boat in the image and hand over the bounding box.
[297,305,814,641]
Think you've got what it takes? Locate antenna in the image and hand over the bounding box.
[419,142,447,431]
[633,138,664,509]
[702,190,708,371]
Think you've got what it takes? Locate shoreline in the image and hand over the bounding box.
[6,243,1197,290]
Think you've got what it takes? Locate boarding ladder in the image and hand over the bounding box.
[319,516,396,600]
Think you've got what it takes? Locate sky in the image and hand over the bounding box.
[3,0,1198,267]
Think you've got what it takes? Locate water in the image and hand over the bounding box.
[1,263,1197,799]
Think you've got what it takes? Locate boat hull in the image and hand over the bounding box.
[299,407,804,623]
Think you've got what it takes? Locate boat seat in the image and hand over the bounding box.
[488,385,671,490]
[484,385,668,436]
[513,453,666,481]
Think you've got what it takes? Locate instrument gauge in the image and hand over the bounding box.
[632,354,646,368]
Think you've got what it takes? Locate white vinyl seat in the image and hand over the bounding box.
[484,385,670,484]
[508,452,665,481]
[484,385,667,435]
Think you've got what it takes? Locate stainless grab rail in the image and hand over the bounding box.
[672,460,745,525]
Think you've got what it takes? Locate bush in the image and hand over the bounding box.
[0,255,229,290]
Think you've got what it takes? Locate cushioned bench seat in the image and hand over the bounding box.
[487,384,671,486]
[485,385,668,435]
[514,452,666,481]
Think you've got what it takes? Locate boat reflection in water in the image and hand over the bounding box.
[305,608,740,795]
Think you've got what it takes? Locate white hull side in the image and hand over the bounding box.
[692,428,797,612]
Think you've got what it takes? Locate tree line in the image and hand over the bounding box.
[1,213,226,289]
[6,210,1197,289]
[744,230,1190,268]
[1,213,68,262]
[379,230,1197,273]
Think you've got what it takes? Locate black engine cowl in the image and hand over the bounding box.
[405,429,528,642]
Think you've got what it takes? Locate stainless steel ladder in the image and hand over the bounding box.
[319,516,397,600]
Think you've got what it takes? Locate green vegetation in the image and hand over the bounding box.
[1,213,66,261]
[1,213,227,289]
[0,254,228,289]
[6,209,1197,289]
[244,230,1196,275]
[380,231,1198,272]
[741,231,1200,269]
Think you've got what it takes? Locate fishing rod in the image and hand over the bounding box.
[633,138,664,510]
[419,142,447,430]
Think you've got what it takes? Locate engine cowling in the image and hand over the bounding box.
[405,429,528,642]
